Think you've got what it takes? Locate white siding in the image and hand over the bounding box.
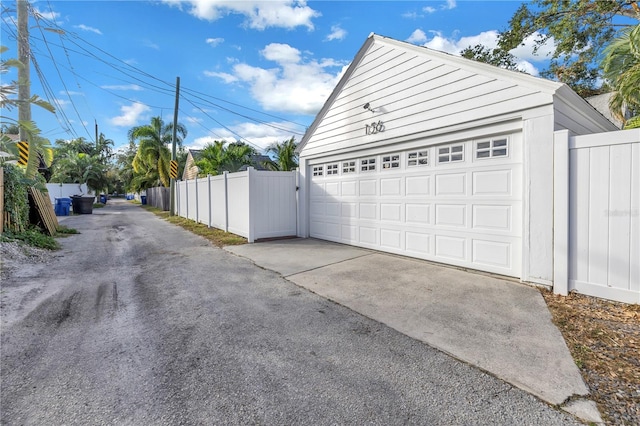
[301,39,553,159]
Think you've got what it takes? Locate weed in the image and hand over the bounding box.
[1,227,59,250]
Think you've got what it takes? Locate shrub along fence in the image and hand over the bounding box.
[175,168,297,242]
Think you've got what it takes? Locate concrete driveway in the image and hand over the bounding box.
[226,238,601,423]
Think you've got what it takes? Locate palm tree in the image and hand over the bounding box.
[50,150,109,196]
[265,137,298,171]
[602,24,640,129]
[129,116,187,187]
[195,141,256,176]
[1,45,55,179]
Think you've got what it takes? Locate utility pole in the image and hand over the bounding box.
[95,120,99,147]
[169,76,180,216]
[17,0,31,143]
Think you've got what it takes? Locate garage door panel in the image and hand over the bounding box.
[435,204,466,227]
[326,181,340,196]
[359,203,377,219]
[473,169,513,196]
[381,229,402,249]
[436,173,466,196]
[380,178,402,196]
[406,175,431,196]
[359,180,377,195]
[341,202,358,218]
[472,205,511,231]
[359,226,378,245]
[435,235,467,261]
[380,203,402,222]
[342,180,357,196]
[342,224,357,241]
[472,239,512,269]
[406,203,431,224]
[405,232,433,255]
[325,202,340,217]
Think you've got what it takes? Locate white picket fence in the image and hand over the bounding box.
[554,129,640,304]
[176,168,298,243]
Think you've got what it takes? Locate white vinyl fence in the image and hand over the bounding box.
[554,129,640,304]
[176,168,297,243]
[45,183,92,205]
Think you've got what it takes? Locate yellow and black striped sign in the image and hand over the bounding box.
[17,141,29,166]
[169,160,178,179]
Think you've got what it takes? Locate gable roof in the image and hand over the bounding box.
[297,33,614,155]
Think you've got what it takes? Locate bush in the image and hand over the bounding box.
[3,164,29,233]
[1,227,59,250]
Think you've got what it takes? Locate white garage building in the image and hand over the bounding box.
[296,34,617,286]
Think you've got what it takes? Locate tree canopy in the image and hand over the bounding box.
[464,0,640,97]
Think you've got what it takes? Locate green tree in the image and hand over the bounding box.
[50,151,109,196]
[129,117,187,188]
[264,137,299,171]
[602,24,640,128]
[463,1,639,96]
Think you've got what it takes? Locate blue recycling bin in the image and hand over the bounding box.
[54,197,72,216]
[141,195,147,205]
[100,194,107,204]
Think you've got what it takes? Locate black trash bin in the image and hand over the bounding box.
[71,196,94,214]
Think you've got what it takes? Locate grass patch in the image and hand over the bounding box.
[56,225,80,237]
[140,205,246,247]
[93,203,105,208]
[1,227,60,250]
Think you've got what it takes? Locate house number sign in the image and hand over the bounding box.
[365,120,385,135]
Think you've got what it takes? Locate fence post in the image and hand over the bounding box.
[207,174,212,228]
[247,167,255,243]
[553,130,570,296]
[223,171,229,233]
[185,179,189,220]
[195,176,199,224]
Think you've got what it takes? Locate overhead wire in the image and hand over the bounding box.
[2,2,311,148]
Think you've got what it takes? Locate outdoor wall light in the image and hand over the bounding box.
[363,103,375,113]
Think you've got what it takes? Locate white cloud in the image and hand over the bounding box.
[203,70,238,83]
[422,6,437,14]
[188,121,300,151]
[33,8,60,21]
[162,0,321,30]
[75,24,102,35]
[408,29,551,76]
[325,25,347,41]
[206,42,348,114]
[261,43,301,63]
[144,40,160,50]
[443,0,457,10]
[110,102,150,127]
[101,84,143,91]
[406,29,427,44]
[206,37,224,47]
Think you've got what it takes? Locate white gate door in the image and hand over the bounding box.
[309,136,523,277]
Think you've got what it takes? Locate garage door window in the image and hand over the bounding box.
[382,154,400,170]
[342,161,356,174]
[326,163,339,175]
[438,144,464,164]
[476,138,508,159]
[312,165,324,176]
[361,157,376,172]
[408,150,429,167]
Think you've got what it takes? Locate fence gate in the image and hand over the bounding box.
[554,129,640,304]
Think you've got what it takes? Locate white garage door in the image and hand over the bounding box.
[309,135,523,277]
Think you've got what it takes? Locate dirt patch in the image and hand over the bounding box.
[541,291,639,425]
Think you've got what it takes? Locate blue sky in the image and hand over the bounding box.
[1,1,556,153]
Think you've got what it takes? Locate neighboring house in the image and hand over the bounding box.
[296,33,618,287]
[586,92,629,129]
[182,149,201,180]
[182,149,271,179]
